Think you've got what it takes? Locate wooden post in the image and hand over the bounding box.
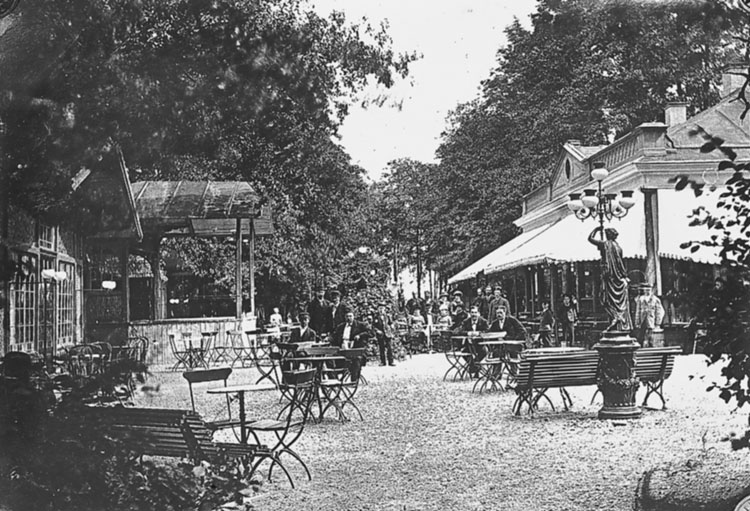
[122,243,130,324]
[150,239,165,320]
[235,218,242,320]
[643,188,662,294]
[249,219,255,317]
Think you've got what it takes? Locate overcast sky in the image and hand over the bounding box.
[309,0,539,181]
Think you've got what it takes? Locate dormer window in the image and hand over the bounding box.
[565,159,572,180]
[38,222,55,251]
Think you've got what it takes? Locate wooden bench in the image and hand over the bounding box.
[515,346,683,415]
[512,350,599,415]
[84,406,260,465]
[635,346,682,409]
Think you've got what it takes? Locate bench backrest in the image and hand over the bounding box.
[85,407,219,462]
[516,350,599,390]
[635,346,682,383]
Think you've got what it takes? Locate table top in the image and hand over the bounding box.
[524,347,585,355]
[207,382,277,394]
[287,356,345,363]
[479,339,526,346]
[478,332,507,340]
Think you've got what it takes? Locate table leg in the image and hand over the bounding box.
[238,391,247,444]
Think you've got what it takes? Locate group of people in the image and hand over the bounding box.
[303,288,398,367]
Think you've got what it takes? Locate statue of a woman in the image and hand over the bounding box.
[588,226,632,331]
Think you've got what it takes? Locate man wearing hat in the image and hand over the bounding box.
[373,302,396,366]
[290,312,318,343]
[329,289,350,334]
[634,283,665,347]
[488,285,512,323]
[450,290,465,316]
[307,288,330,337]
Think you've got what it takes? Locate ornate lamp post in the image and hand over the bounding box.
[566,162,642,420]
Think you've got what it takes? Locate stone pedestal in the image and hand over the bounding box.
[593,330,642,420]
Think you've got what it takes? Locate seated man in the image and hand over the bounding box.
[332,311,369,349]
[289,312,317,343]
[489,304,528,342]
[453,305,489,376]
[332,310,369,380]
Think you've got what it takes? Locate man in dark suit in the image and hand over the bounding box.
[454,305,489,376]
[307,288,330,337]
[331,310,369,381]
[373,302,396,366]
[328,290,349,334]
[489,304,528,341]
[331,310,368,348]
[289,312,317,343]
[488,285,512,324]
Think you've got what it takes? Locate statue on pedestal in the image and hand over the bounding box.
[588,226,633,332]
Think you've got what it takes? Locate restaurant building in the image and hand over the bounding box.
[449,67,749,347]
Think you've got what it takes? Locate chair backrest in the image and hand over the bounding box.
[339,348,365,360]
[68,345,95,377]
[126,336,149,364]
[182,367,233,413]
[280,368,317,423]
[226,330,247,348]
[90,341,112,363]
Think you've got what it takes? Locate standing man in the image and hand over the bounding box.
[488,285,512,323]
[307,288,330,337]
[635,284,665,347]
[373,302,396,366]
[329,290,349,334]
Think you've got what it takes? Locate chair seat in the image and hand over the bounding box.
[446,350,471,356]
[205,418,242,431]
[477,359,503,366]
[248,418,303,431]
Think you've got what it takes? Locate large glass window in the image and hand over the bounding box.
[57,261,76,346]
[11,253,37,353]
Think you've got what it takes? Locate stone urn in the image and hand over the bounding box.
[593,330,641,420]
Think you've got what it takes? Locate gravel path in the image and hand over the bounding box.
[141,354,747,511]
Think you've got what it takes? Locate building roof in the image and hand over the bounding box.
[130,181,270,237]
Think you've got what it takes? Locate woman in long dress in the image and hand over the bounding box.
[588,226,633,331]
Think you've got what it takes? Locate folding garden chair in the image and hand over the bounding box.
[246,368,317,488]
[443,335,472,381]
[168,334,191,372]
[182,367,239,433]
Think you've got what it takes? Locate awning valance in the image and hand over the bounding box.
[449,188,732,283]
[485,206,646,275]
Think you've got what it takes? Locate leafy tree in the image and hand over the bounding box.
[425,0,744,278]
[672,125,750,448]
[2,0,416,308]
